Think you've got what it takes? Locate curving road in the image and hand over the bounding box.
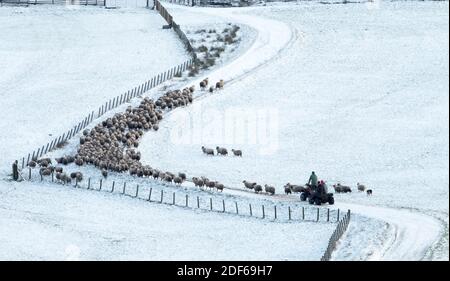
[162,4,445,261]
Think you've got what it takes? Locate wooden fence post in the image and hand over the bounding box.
[111,181,115,193]
[222,200,225,212]
[209,198,212,210]
[197,196,200,208]
[185,194,188,207]
[99,179,102,191]
[249,203,252,216]
[262,205,265,219]
[274,205,277,220]
[160,190,164,203]
[288,206,291,220]
[235,201,239,214]
[172,192,176,205]
[88,178,91,189]
[302,207,305,220]
[316,208,320,222]
[28,168,31,180]
[123,182,127,194]
[148,188,153,201]
[135,185,139,197]
[327,208,330,222]
[337,209,340,222]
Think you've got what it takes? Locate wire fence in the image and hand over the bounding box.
[24,166,346,224]
[17,58,194,171]
[153,0,197,59]
[320,209,351,261]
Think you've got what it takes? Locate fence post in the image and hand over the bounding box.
[172,192,175,205]
[148,188,153,201]
[222,200,225,213]
[111,181,115,193]
[316,208,320,222]
[197,196,200,208]
[337,209,340,222]
[22,157,24,169]
[209,197,212,210]
[288,206,291,220]
[235,201,239,214]
[27,153,30,166]
[249,203,252,216]
[327,208,330,222]
[29,168,31,180]
[88,178,91,189]
[75,177,78,187]
[185,194,188,207]
[302,207,305,220]
[99,179,102,191]
[123,182,126,194]
[274,205,277,220]
[160,190,164,203]
[262,205,265,219]
[136,185,139,197]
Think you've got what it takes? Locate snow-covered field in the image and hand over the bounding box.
[0,5,189,174]
[0,1,448,261]
[0,181,334,260]
[139,1,449,260]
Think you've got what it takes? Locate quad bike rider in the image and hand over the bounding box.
[308,180,334,205]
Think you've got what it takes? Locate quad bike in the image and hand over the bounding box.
[300,184,334,205]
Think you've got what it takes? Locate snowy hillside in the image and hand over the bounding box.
[0,5,189,175]
[0,1,448,261]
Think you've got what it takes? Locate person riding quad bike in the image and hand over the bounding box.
[308,180,334,205]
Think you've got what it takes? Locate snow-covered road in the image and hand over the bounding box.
[338,203,442,261]
[153,2,448,261]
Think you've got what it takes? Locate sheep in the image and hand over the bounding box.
[243,180,256,190]
[70,172,78,179]
[28,161,37,168]
[254,184,263,193]
[55,167,63,173]
[357,183,366,192]
[173,176,183,185]
[333,183,352,193]
[199,78,209,90]
[284,183,306,193]
[216,146,228,156]
[215,79,224,90]
[101,169,108,178]
[39,160,49,168]
[75,158,84,166]
[192,177,205,188]
[231,149,242,157]
[284,185,292,195]
[178,172,186,181]
[75,172,83,182]
[264,184,276,195]
[209,86,214,93]
[215,182,224,192]
[164,175,173,183]
[201,146,214,156]
[207,181,216,189]
[367,189,373,196]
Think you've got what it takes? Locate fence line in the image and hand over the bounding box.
[25,167,344,224]
[17,58,193,171]
[320,209,351,261]
[153,0,197,60]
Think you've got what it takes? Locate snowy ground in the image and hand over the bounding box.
[138,1,449,260]
[0,5,189,175]
[0,1,448,261]
[0,181,334,260]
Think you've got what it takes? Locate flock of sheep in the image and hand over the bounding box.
[201,146,242,157]
[333,183,372,195]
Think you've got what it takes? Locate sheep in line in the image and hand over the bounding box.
[264,184,276,195]
[333,183,352,193]
[357,182,366,192]
[231,149,242,157]
[202,146,215,156]
[243,180,256,190]
[284,183,307,194]
[216,146,228,156]
[199,78,209,90]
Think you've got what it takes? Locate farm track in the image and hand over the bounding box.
[154,5,445,261]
